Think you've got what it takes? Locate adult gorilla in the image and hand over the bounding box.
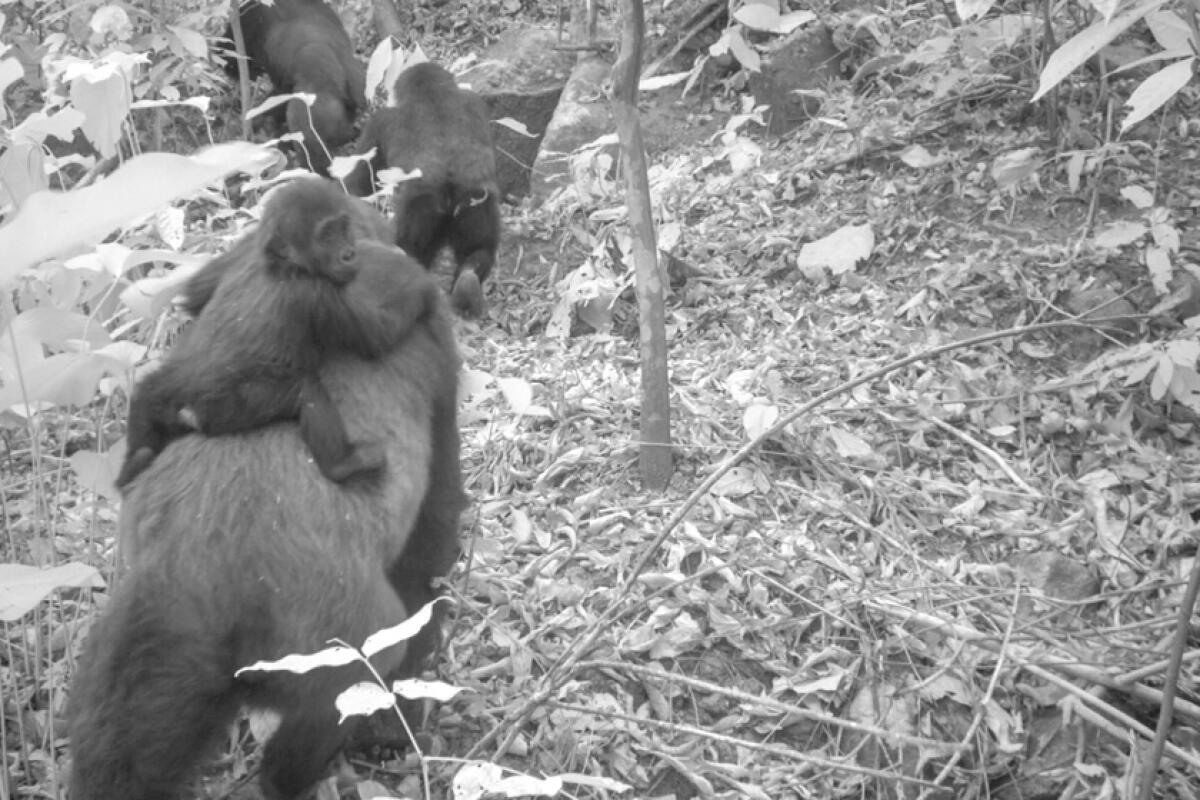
[346,62,500,317]
[228,0,368,175]
[68,209,463,799]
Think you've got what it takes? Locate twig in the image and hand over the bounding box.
[549,701,945,789]
[550,43,612,52]
[575,659,961,754]
[921,584,1021,797]
[1026,662,1200,771]
[466,316,1142,761]
[870,596,1200,722]
[75,154,122,189]
[922,414,1038,495]
[1136,552,1200,799]
[1117,649,1200,685]
[870,599,1200,772]
[641,0,724,81]
[1083,101,1115,236]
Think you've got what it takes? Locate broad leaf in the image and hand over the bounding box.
[0,562,104,621]
[361,598,447,657]
[1033,1,1162,102]
[236,646,359,676]
[0,143,275,285]
[1121,57,1195,132]
[335,682,394,722]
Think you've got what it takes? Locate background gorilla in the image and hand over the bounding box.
[68,207,463,799]
[347,62,500,317]
[228,0,367,174]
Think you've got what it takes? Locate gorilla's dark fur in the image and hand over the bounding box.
[228,0,367,174]
[347,62,500,316]
[68,205,463,799]
[117,180,441,490]
[179,188,393,319]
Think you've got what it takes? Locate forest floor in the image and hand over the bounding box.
[430,20,1200,800]
[5,2,1200,800]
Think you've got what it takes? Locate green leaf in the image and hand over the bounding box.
[1032,1,1163,102]
[1169,365,1200,413]
[236,646,360,676]
[0,143,275,285]
[69,447,122,500]
[1145,10,1193,51]
[1121,58,1195,133]
[361,598,446,657]
[955,0,998,22]
[0,350,128,410]
[0,562,104,622]
[335,682,394,722]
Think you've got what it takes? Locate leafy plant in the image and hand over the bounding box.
[237,598,626,800]
[1032,2,1195,133]
[1080,337,1200,414]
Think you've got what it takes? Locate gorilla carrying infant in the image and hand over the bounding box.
[69,3,508,791]
[116,178,442,488]
[69,177,464,799]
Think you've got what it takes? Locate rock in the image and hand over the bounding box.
[528,55,614,202]
[1012,552,1101,601]
[1162,271,1200,323]
[1011,552,1100,626]
[460,27,574,201]
[990,708,1081,800]
[748,24,843,137]
[1062,284,1138,337]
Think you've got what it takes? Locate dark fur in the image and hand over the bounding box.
[69,247,463,800]
[347,62,500,317]
[181,189,392,319]
[117,179,441,489]
[259,175,360,283]
[229,0,367,174]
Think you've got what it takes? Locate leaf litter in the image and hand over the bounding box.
[6,10,1200,800]
[440,61,1200,800]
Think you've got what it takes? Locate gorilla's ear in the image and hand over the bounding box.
[261,227,298,272]
[314,211,352,243]
[315,212,356,264]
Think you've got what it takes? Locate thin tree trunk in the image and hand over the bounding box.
[228,3,252,140]
[610,0,672,490]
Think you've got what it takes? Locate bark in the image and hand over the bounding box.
[610,0,672,490]
[228,2,252,140]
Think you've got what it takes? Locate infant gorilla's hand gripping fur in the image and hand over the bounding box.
[116,178,441,489]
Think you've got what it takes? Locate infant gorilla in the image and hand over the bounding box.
[116,177,441,489]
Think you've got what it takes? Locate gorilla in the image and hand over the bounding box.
[68,203,463,799]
